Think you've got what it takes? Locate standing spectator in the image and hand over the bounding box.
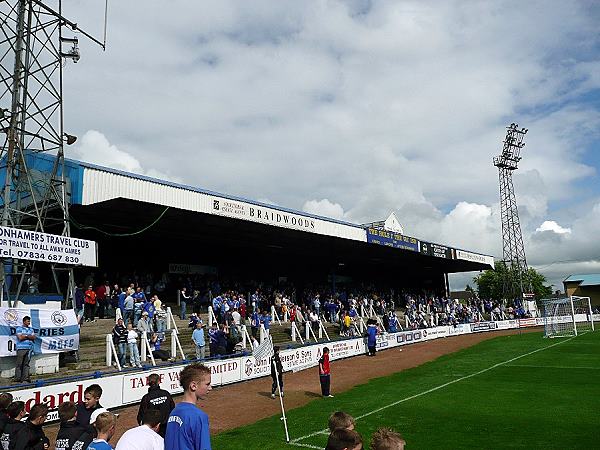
[164,363,212,450]
[179,287,190,320]
[367,322,378,357]
[110,284,120,319]
[87,412,117,450]
[370,428,406,450]
[0,393,12,435]
[111,319,128,368]
[136,373,175,438]
[127,323,142,368]
[116,286,126,320]
[1,401,26,449]
[12,403,49,450]
[214,324,228,356]
[74,284,85,322]
[124,289,135,326]
[319,346,333,398]
[137,312,153,342]
[192,322,206,360]
[207,322,218,356]
[328,412,355,432]
[84,285,97,322]
[75,384,103,430]
[116,409,163,450]
[154,298,167,339]
[14,315,35,383]
[270,346,284,399]
[133,292,145,327]
[325,428,363,450]
[96,283,108,320]
[55,401,92,450]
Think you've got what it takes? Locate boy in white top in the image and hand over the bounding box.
[115,409,164,450]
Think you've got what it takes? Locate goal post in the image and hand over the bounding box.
[541,296,594,338]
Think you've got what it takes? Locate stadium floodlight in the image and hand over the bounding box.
[542,296,595,338]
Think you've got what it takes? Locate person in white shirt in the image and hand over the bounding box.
[115,409,164,450]
[231,308,241,326]
[127,323,142,368]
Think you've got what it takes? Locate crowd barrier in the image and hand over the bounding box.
[8,314,599,422]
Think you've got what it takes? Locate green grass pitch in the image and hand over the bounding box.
[212,331,600,449]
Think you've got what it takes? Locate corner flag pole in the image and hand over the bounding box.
[254,335,289,442]
[273,353,290,442]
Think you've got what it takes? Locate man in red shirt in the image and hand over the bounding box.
[84,285,97,322]
[319,346,333,398]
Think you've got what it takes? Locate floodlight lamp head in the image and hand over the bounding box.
[63,133,77,145]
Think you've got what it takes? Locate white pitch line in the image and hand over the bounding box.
[506,364,600,370]
[288,337,574,447]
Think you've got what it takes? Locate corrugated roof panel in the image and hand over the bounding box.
[563,274,600,286]
[81,167,367,242]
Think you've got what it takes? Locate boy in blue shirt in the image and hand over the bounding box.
[165,363,212,450]
[87,412,116,450]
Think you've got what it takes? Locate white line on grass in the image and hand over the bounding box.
[287,337,574,448]
[506,364,600,370]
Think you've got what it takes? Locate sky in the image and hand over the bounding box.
[59,0,600,291]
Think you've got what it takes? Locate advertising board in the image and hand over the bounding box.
[0,226,97,267]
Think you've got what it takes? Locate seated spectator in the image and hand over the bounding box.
[150,333,172,362]
[328,411,355,432]
[188,313,201,329]
[326,428,363,450]
[370,427,405,450]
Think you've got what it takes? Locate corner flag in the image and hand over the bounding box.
[253,335,274,363]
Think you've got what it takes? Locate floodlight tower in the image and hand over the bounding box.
[0,0,105,306]
[493,123,531,300]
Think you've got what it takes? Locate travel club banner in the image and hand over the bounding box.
[0,226,97,267]
[0,308,80,356]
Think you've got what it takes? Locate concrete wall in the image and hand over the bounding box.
[563,283,600,308]
[0,353,59,378]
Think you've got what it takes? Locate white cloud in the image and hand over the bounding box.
[536,221,572,234]
[302,199,347,220]
[70,130,182,183]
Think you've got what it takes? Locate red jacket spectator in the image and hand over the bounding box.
[84,289,96,305]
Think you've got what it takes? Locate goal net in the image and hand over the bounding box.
[542,296,595,338]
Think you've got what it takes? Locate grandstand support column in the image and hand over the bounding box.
[260,324,266,343]
[444,273,450,298]
[106,334,112,367]
[208,306,214,326]
[291,322,296,341]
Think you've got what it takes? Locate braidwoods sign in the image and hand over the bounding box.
[209,196,365,241]
[0,226,97,266]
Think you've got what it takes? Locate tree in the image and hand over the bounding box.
[473,262,552,301]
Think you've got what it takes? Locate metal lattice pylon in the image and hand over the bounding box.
[493,123,531,300]
[0,1,104,307]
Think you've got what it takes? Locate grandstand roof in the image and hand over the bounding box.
[25,153,494,273]
[563,274,600,286]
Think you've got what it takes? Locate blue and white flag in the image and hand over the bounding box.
[0,308,79,356]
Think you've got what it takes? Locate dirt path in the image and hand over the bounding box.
[42,328,537,447]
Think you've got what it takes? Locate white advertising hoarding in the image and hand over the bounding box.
[0,226,97,267]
